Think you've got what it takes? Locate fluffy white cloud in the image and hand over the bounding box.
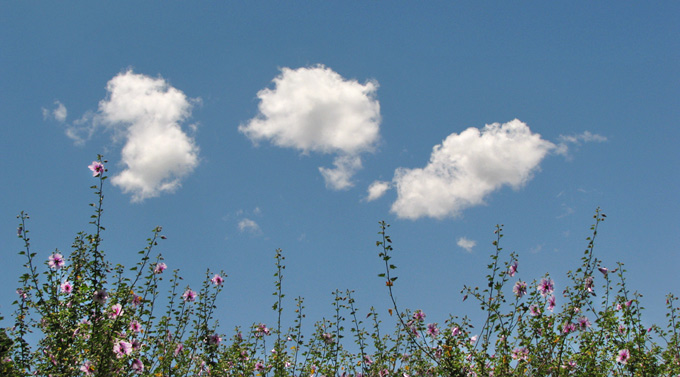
[239,65,381,190]
[457,237,477,253]
[96,70,200,202]
[391,119,555,220]
[238,218,261,234]
[366,180,391,201]
[42,101,67,122]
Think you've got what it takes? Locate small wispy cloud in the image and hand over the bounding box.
[530,244,544,254]
[556,203,575,219]
[319,155,362,190]
[457,237,477,253]
[238,218,261,234]
[42,100,67,122]
[366,180,391,201]
[558,131,607,144]
[56,111,96,146]
[555,131,607,156]
[239,64,381,190]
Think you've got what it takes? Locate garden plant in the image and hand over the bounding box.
[1,156,678,376]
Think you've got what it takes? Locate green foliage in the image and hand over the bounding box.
[1,157,678,376]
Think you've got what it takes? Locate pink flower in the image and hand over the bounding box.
[254,362,265,371]
[577,316,591,330]
[255,323,270,336]
[131,359,144,374]
[364,355,374,365]
[88,161,105,177]
[48,253,65,270]
[511,347,529,361]
[508,261,518,277]
[199,361,209,376]
[109,304,123,319]
[182,289,197,302]
[513,281,527,298]
[154,262,167,274]
[529,305,541,316]
[434,348,443,359]
[208,334,221,345]
[469,335,478,344]
[60,280,73,294]
[80,361,94,376]
[562,322,576,334]
[537,278,554,297]
[427,323,439,338]
[131,295,142,306]
[451,327,460,336]
[131,339,142,350]
[129,320,142,333]
[585,276,594,293]
[548,295,556,311]
[616,349,630,364]
[113,340,133,358]
[322,332,334,344]
[174,343,184,356]
[412,310,426,321]
[210,274,224,286]
[407,320,420,338]
[598,267,609,277]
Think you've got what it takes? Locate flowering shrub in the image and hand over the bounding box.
[0,156,678,376]
[3,157,225,376]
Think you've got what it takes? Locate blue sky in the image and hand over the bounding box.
[1,2,678,338]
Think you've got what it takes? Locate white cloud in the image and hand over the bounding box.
[457,237,477,253]
[530,244,544,254]
[390,119,555,220]
[366,180,391,201]
[319,155,362,190]
[238,218,261,234]
[555,131,607,156]
[558,131,607,144]
[556,203,575,219]
[42,101,67,122]
[94,70,200,202]
[239,64,381,190]
[56,111,96,146]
